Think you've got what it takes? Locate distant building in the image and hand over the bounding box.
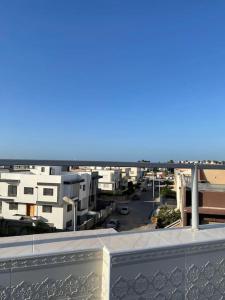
[97,169,121,191]
[128,167,142,184]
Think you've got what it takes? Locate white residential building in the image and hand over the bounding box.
[128,167,142,184]
[119,167,130,188]
[97,169,121,191]
[70,168,99,225]
[0,166,84,230]
[78,166,122,192]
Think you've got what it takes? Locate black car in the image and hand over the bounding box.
[131,194,140,201]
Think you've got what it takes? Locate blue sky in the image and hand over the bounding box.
[1,1,225,161]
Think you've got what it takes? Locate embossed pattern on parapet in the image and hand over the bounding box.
[111,259,225,300]
[185,259,225,300]
[111,267,184,300]
[111,241,225,267]
[0,272,101,300]
[0,250,102,272]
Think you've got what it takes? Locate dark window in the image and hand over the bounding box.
[0,201,2,213]
[83,185,86,191]
[43,188,54,196]
[66,220,72,228]
[8,185,17,197]
[42,205,52,213]
[24,187,34,195]
[41,167,45,172]
[80,185,82,189]
[9,203,18,210]
[67,204,72,212]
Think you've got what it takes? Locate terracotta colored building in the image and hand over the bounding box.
[175,169,225,226]
[184,186,225,225]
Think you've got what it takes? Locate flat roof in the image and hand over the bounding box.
[1,159,225,169]
[187,183,225,192]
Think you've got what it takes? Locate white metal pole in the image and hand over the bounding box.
[73,202,76,231]
[191,164,199,230]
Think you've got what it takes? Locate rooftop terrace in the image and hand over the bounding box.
[1,225,225,299]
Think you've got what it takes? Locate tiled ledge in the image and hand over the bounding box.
[1,224,225,259]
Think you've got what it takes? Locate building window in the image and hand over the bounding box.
[80,185,82,189]
[42,205,52,213]
[24,187,34,195]
[43,188,54,196]
[41,167,45,172]
[50,167,55,175]
[0,201,2,214]
[66,220,72,228]
[8,185,17,197]
[67,204,72,212]
[9,203,18,210]
[83,185,85,191]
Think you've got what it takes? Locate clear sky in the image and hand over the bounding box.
[1,1,225,162]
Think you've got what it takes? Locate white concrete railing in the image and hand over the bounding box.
[1,225,225,299]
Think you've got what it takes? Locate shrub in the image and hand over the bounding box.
[160,187,176,198]
[157,206,181,228]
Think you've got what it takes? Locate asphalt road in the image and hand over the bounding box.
[105,188,159,232]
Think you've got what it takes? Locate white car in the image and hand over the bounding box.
[119,206,130,215]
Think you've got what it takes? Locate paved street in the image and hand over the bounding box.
[105,188,159,232]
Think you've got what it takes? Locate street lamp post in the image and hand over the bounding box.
[35,186,38,219]
[152,175,155,199]
[73,200,77,231]
[159,178,161,203]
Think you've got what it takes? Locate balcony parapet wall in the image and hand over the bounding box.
[1,225,225,299]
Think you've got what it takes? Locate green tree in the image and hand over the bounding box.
[167,159,175,173]
[168,159,174,163]
[157,206,181,228]
[127,181,134,194]
[160,187,176,198]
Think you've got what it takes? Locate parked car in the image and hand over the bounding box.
[106,219,120,229]
[119,206,130,215]
[131,194,140,201]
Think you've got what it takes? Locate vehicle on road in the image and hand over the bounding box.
[131,194,140,201]
[106,219,120,229]
[119,206,130,215]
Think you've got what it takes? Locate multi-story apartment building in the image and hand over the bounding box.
[0,166,86,230]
